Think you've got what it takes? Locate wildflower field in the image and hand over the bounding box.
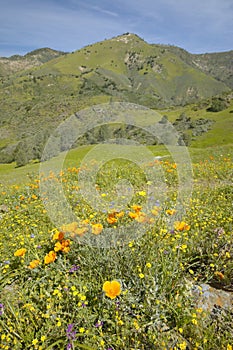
[0,144,232,350]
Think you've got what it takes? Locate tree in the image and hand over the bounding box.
[14,142,29,167]
[159,115,168,124]
[178,132,191,146]
[41,135,60,161]
[207,98,227,112]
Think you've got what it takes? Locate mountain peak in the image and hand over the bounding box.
[0,48,65,75]
[24,47,66,58]
[110,32,145,44]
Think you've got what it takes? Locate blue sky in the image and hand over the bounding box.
[0,0,232,57]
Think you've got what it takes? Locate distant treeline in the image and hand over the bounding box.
[0,112,215,167]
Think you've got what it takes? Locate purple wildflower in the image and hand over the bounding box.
[215,227,224,236]
[0,303,4,316]
[115,301,120,310]
[94,321,104,328]
[67,323,74,333]
[66,323,76,341]
[69,265,80,273]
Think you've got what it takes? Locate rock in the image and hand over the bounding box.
[192,283,233,313]
[0,204,8,213]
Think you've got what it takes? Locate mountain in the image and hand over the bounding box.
[26,33,230,107]
[0,33,232,165]
[164,45,233,88]
[0,48,66,76]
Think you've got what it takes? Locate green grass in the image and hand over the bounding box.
[0,144,232,349]
[0,145,94,185]
[161,99,233,147]
[1,140,232,186]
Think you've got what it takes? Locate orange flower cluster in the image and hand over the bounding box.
[43,230,71,265]
[174,221,190,231]
[107,212,118,224]
[61,221,88,237]
[131,205,142,212]
[128,205,142,219]
[54,239,70,253]
[107,211,124,224]
[53,231,70,253]
[52,231,64,240]
[128,205,151,223]
[214,271,225,280]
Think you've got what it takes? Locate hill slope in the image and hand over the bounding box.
[165,45,233,88]
[0,48,66,76]
[29,33,229,107]
[0,33,232,165]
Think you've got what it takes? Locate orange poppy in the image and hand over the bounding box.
[14,248,27,257]
[166,209,176,215]
[107,213,118,224]
[28,259,40,269]
[174,221,190,231]
[131,205,142,212]
[92,223,103,235]
[53,231,64,241]
[103,280,121,299]
[44,251,56,264]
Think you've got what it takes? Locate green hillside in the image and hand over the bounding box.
[164,45,233,88]
[30,33,229,107]
[161,98,233,147]
[0,33,232,166]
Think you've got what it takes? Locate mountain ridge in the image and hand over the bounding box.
[1,33,232,88]
[0,33,232,166]
[0,48,66,76]
[22,33,229,106]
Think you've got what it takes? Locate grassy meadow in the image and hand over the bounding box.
[0,141,232,350]
[0,32,232,349]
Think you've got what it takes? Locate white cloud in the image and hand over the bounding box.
[81,4,119,17]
